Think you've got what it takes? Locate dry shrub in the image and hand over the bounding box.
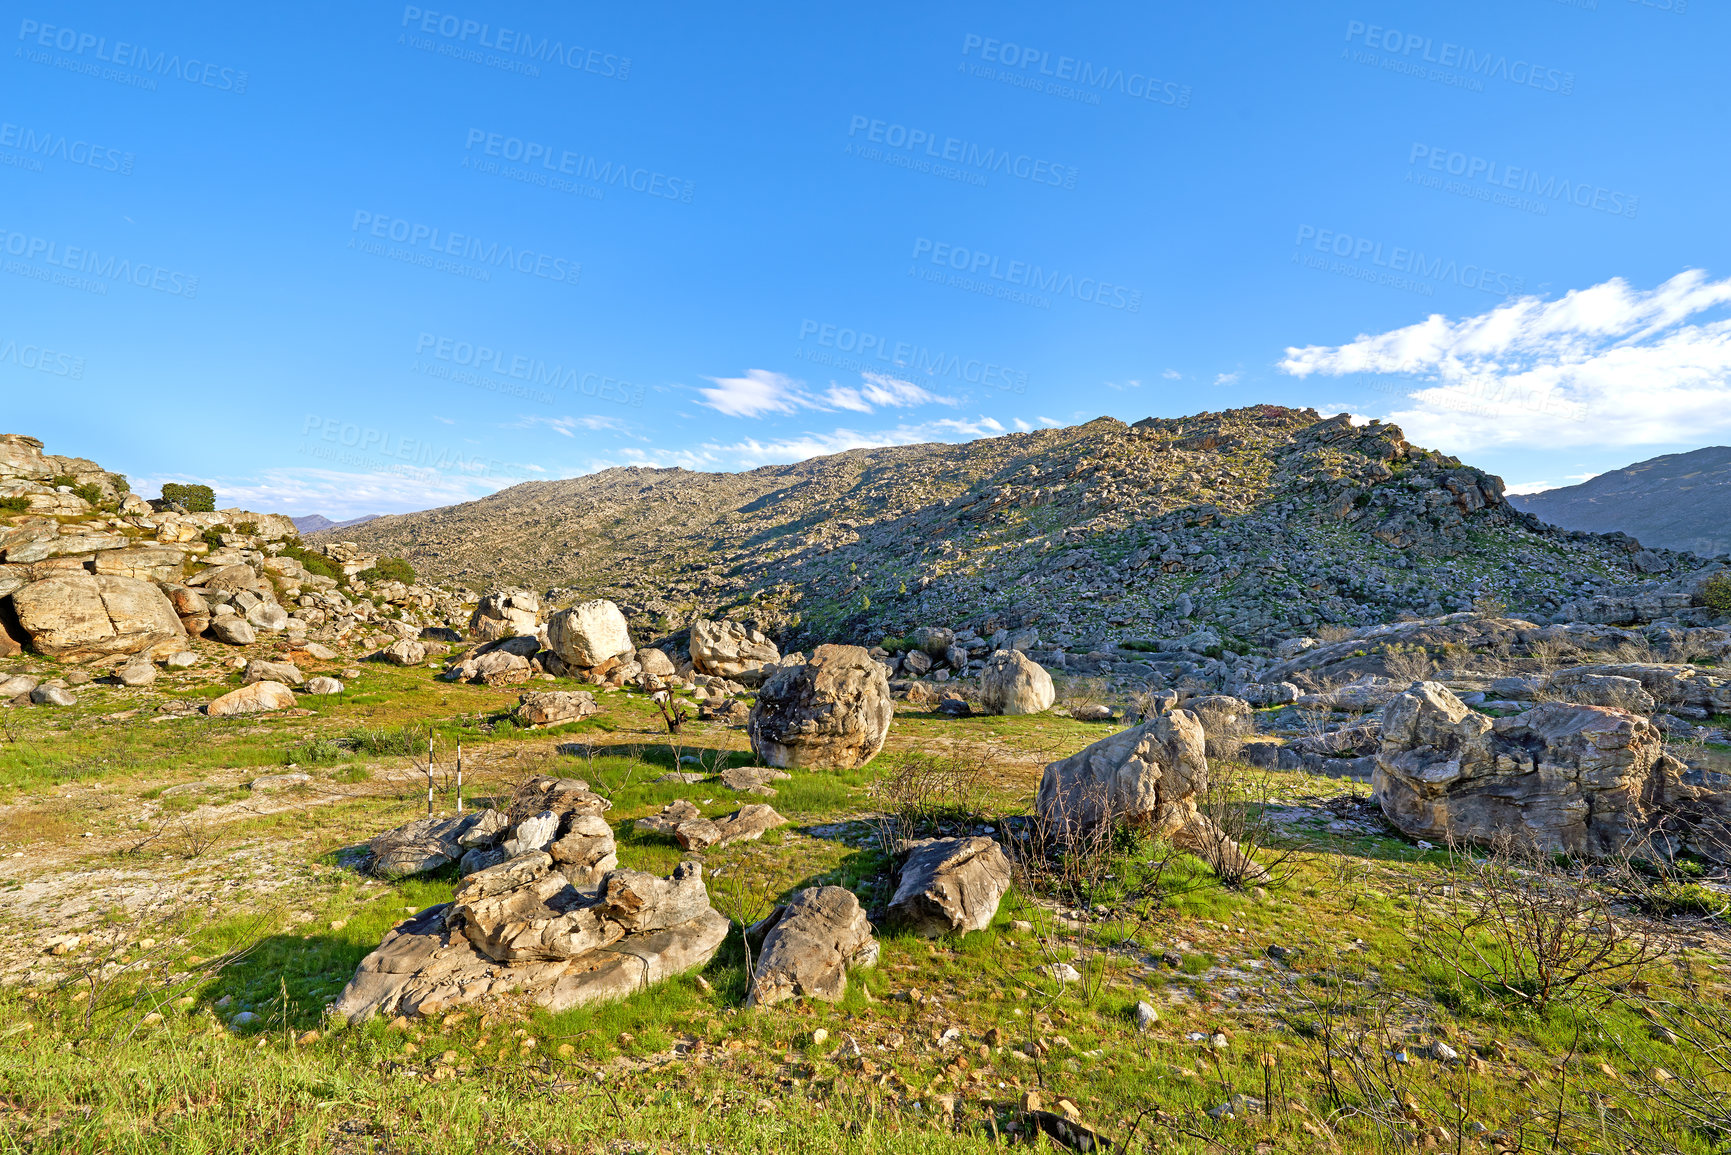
[1315,625,1353,643]
[1381,642,1435,684]
[1189,760,1296,890]
[1415,837,1667,1013]
[868,747,991,851]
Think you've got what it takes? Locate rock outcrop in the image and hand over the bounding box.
[514,689,600,727]
[1375,681,1731,859]
[748,644,893,770]
[980,649,1055,715]
[469,588,540,641]
[10,573,185,661]
[747,886,879,1007]
[546,599,633,670]
[332,859,728,1021]
[888,837,1011,936]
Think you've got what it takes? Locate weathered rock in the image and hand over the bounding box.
[31,684,75,706]
[368,813,483,878]
[690,618,780,681]
[980,649,1055,715]
[637,647,676,677]
[164,650,198,669]
[10,573,186,660]
[441,649,531,685]
[507,776,610,823]
[243,658,304,686]
[747,886,878,1007]
[719,766,791,795]
[332,898,729,1022]
[458,809,510,848]
[469,587,541,641]
[748,644,893,770]
[600,863,713,931]
[547,812,619,886]
[502,811,561,858]
[635,799,703,836]
[546,599,633,669]
[207,680,296,716]
[381,639,427,666]
[91,545,185,583]
[457,870,625,962]
[115,658,157,686]
[1374,680,1727,858]
[191,563,260,593]
[888,837,1011,936]
[675,803,788,851]
[0,674,40,697]
[514,690,599,727]
[302,641,340,661]
[210,616,256,646]
[305,676,343,694]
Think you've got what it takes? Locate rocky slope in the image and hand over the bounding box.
[317,407,1715,654]
[1510,446,1731,557]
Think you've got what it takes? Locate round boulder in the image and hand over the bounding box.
[748,644,893,770]
[980,649,1055,715]
[547,600,633,669]
[208,680,297,716]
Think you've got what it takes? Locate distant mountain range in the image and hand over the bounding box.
[1509,446,1731,557]
[291,513,384,535]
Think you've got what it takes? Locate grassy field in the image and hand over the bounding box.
[1,653,1728,1153]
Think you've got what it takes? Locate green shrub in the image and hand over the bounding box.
[200,525,233,551]
[356,556,416,586]
[236,521,260,536]
[0,496,30,514]
[275,542,343,581]
[160,482,216,513]
[72,482,105,508]
[1701,572,1731,617]
[48,474,76,489]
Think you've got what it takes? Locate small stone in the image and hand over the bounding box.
[1432,1041,1460,1062]
[558,1043,574,1057]
[1021,1089,1042,1112]
[1135,1001,1158,1031]
[1048,963,1082,983]
[1210,1031,1229,1049]
[229,1011,258,1028]
[1011,920,1034,933]
[296,1030,319,1045]
[811,1028,828,1046]
[142,1012,163,1026]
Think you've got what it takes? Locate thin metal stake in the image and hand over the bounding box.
[456,742,464,813]
[426,735,435,816]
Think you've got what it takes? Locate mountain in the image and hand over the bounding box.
[1509,447,1731,558]
[293,513,384,535]
[322,406,1698,650]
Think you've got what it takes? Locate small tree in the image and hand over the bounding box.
[159,482,216,512]
[361,556,417,585]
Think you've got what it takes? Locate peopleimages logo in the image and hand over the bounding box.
[1343,21,1574,95]
[348,211,580,285]
[1407,144,1637,219]
[16,19,249,92]
[413,332,644,406]
[911,238,1142,312]
[845,115,1078,189]
[0,226,199,296]
[1293,225,1523,298]
[462,130,693,203]
[0,337,83,378]
[960,34,1191,107]
[0,120,133,174]
[399,7,629,79]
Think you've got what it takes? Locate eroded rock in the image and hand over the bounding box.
[748,644,893,770]
[888,837,1011,936]
[747,886,878,1007]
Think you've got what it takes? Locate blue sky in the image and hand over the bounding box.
[3,0,1728,518]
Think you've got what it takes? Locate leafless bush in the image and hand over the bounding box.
[998,780,1185,915]
[1189,761,1296,890]
[1054,674,1109,715]
[1315,625,1353,643]
[868,747,992,853]
[1527,639,1574,675]
[1381,642,1435,684]
[1415,838,1668,1013]
[1581,995,1731,1153]
[166,813,222,859]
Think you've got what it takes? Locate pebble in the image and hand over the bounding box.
[811,1028,828,1046]
[1135,1001,1159,1032]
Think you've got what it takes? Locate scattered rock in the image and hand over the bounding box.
[514,690,599,727]
[116,658,157,686]
[30,684,75,707]
[164,650,198,669]
[210,617,256,646]
[381,639,428,666]
[675,804,788,851]
[243,658,304,686]
[889,837,1011,936]
[691,618,780,681]
[747,886,879,1007]
[207,680,296,716]
[719,766,791,795]
[306,676,344,695]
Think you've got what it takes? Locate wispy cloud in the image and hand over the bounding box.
[144,467,519,522]
[606,416,1010,472]
[1162,369,1182,380]
[698,368,957,418]
[1279,269,1731,449]
[515,414,636,438]
[1213,372,1239,387]
[1104,378,1141,391]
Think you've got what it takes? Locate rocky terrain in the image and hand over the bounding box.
[1511,445,1731,557]
[319,407,1714,660]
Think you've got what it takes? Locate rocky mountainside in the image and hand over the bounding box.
[291,513,383,535]
[318,407,1714,653]
[1510,446,1731,557]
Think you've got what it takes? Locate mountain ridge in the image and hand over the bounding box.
[1510,446,1731,557]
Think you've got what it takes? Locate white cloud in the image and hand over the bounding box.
[1104,379,1141,391]
[1012,418,1035,432]
[1162,369,1182,380]
[158,466,518,521]
[514,414,636,438]
[1214,372,1239,387]
[606,416,1010,472]
[698,368,957,418]
[1278,269,1731,450]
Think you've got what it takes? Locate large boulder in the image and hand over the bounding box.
[469,587,541,641]
[748,644,893,770]
[980,650,1055,715]
[381,639,428,666]
[1039,710,1209,836]
[209,615,256,646]
[9,573,186,660]
[546,600,633,669]
[747,886,879,1007]
[1374,681,1729,858]
[888,837,1011,936]
[690,619,780,681]
[243,658,304,686]
[333,859,728,1021]
[207,680,297,716]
